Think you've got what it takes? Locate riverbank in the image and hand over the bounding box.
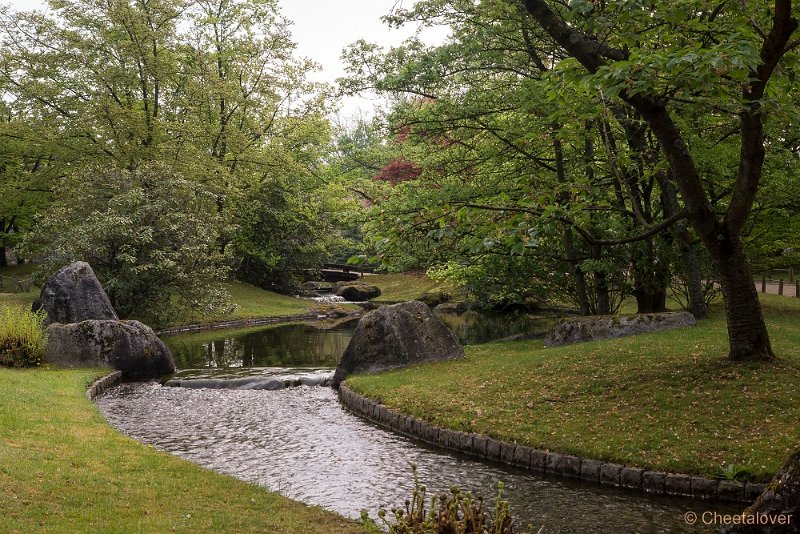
[345,293,800,484]
[0,367,366,533]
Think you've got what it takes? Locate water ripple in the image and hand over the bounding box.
[97,383,736,533]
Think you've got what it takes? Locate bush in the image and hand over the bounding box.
[20,163,231,326]
[0,306,48,367]
[362,465,535,534]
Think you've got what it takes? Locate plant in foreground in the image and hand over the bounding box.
[0,306,48,367]
[361,465,538,534]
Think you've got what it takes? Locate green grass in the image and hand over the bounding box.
[0,264,38,309]
[368,272,460,303]
[347,293,800,482]
[0,367,366,534]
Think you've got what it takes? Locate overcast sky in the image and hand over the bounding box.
[3,0,448,119]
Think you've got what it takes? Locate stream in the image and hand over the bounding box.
[95,311,738,532]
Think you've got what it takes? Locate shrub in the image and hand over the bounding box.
[20,163,231,326]
[0,306,48,367]
[362,465,536,534]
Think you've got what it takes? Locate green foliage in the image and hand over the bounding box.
[362,465,532,534]
[232,178,328,293]
[0,306,47,367]
[21,164,230,326]
[1,0,333,301]
[715,464,753,483]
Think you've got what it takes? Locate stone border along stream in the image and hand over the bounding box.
[86,371,123,401]
[337,384,764,504]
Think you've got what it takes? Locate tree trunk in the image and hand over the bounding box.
[590,244,610,314]
[563,226,590,315]
[0,246,6,268]
[677,235,708,318]
[659,173,708,318]
[634,287,667,313]
[710,236,774,361]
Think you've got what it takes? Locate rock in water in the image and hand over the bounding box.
[544,312,696,347]
[726,449,800,533]
[334,282,382,301]
[35,261,118,325]
[44,320,175,379]
[331,300,463,388]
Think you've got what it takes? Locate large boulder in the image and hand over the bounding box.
[44,320,175,379]
[544,312,696,347]
[34,261,118,325]
[331,300,463,388]
[726,450,800,533]
[334,282,382,301]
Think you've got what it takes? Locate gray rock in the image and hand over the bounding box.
[726,450,800,533]
[334,282,382,301]
[35,261,118,325]
[691,477,719,500]
[621,467,645,488]
[331,301,464,387]
[643,471,667,494]
[600,463,624,486]
[44,320,175,379]
[580,459,603,482]
[544,312,696,347]
[665,473,693,496]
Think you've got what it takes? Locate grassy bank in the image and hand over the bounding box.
[368,272,460,303]
[347,294,800,482]
[0,368,365,534]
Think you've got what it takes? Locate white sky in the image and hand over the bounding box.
[3,0,449,120]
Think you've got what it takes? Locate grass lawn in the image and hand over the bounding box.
[347,294,800,483]
[368,272,460,303]
[0,367,366,534]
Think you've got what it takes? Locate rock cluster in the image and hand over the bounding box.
[36,261,174,379]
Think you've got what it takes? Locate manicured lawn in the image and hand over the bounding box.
[368,272,460,303]
[347,294,800,482]
[0,368,366,534]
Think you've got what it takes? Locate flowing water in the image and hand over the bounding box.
[96,312,739,532]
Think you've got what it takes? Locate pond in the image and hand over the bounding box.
[161,310,555,382]
[95,311,741,532]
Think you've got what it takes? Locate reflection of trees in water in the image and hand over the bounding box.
[437,312,554,345]
[169,313,555,369]
[170,324,355,369]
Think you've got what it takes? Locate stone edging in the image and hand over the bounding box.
[155,311,360,336]
[86,371,123,401]
[338,384,763,504]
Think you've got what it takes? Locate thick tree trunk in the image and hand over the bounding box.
[711,237,774,361]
